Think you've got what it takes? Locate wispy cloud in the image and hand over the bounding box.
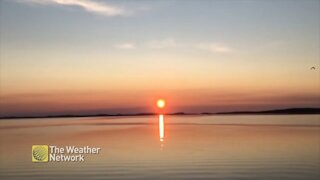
[145,38,182,49]
[19,0,126,16]
[194,43,232,53]
[114,43,136,49]
[114,38,233,53]
[145,38,232,53]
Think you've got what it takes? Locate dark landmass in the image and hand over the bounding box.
[214,108,320,115]
[0,108,319,120]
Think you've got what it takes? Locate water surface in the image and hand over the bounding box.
[0,115,319,179]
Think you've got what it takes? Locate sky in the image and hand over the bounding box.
[0,0,319,117]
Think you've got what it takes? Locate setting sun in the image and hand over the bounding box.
[157,99,166,109]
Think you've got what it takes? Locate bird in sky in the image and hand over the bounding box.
[310,67,316,70]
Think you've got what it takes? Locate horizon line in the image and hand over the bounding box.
[1,107,319,120]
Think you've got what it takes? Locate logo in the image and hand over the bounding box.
[32,145,48,162]
[31,145,101,162]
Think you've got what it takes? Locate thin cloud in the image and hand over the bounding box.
[114,43,136,49]
[146,38,182,49]
[195,43,232,53]
[146,38,232,53]
[115,38,233,53]
[19,0,126,16]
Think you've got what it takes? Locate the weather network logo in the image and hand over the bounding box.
[32,145,49,162]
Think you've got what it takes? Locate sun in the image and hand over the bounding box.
[157,99,166,109]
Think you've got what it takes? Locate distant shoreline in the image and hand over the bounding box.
[0,108,319,120]
[214,108,320,115]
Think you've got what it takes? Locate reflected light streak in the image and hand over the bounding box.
[159,114,164,142]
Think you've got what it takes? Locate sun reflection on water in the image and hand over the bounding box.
[159,114,164,142]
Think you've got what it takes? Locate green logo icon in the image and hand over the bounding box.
[32,145,48,162]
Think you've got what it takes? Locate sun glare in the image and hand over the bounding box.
[157,99,166,109]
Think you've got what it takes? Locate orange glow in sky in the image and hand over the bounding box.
[157,99,166,109]
[0,0,319,118]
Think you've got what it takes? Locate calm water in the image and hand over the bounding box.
[0,115,319,179]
